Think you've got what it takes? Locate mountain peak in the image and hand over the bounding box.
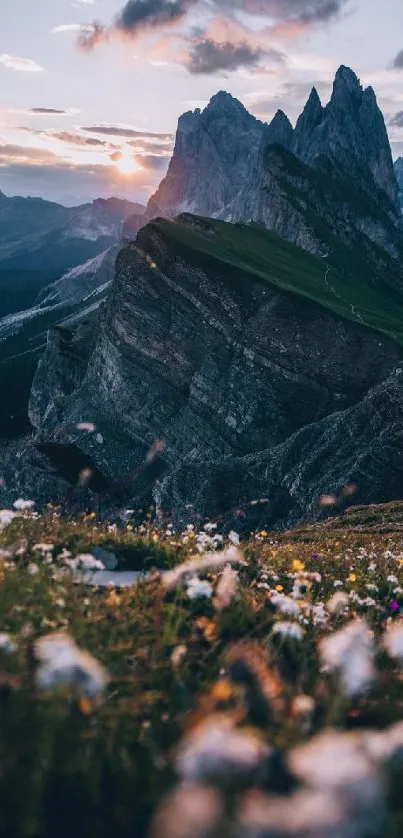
[205,90,247,116]
[331,65,363,104]
[266,109,294,148]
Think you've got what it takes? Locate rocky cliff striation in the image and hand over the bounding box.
[4,214,403,531]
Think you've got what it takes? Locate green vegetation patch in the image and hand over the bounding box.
[153,216,403,347]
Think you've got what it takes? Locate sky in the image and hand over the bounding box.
[0,0,403,206]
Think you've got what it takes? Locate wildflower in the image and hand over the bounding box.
[175,715,271,784]
[334,580,344,588]
[13,499,35,511]
[171,645,187,669]
[271,594,300,617]
[204,523,217,533]
[0,510,18,530]
[365,584,379,594]
[272,622,304,640]
[76,422,96,432]
[383,621,403,662]
[292,559,305,573]
[388,575,399,585]
[33,544,54,554]
[64,554,106,572]
[27,563,39,576]
[275,584,284,592]
[228,530,240,546]
[162,547,245,590]
[348,573,357,583]
[327,592,349,616]
[214,564,239,611]
[311,604,328,626]
[35,631,108,697]
[319,620,375,696]
[390,600,400,613]
[186,576,213,600]
[0,632,17,654]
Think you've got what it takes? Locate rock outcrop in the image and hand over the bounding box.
[148,67,403,276]
[148,92,263,219]
[4,214,403,531]
[396,157,403,209]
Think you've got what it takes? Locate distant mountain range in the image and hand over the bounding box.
[2,66,403,529]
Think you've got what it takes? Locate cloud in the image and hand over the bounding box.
[127,138,174,153]
[0,143,58,165]
[390,111,403,128]
[0,54,45,72]
[187,39,265,74]
[135,152,169,170]
[30,108,68,115]
[77,0,349,52]
[392,50,403,70]
[81,123,173,141]
[52,23,96,33]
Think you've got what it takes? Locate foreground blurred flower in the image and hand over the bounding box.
[383,620,403,663]
[272,622,304,640]
[214,564,239,611]
[163,547,245,590]
[13,499,35,511]
[0,510,19,530]
[150,783,223,838]
[35,632,109,697]
[0,632,17,654]
[64,554,106,572]
[319,619,375,696]
[327,592,349,616]
[176,715,271,785]
[186,576,213,600]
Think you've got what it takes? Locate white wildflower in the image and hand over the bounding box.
[272,622,304,640]
[319,620,375,696]
[383,621,403,662]
[0,632,17,653]
[27,563,39,576]
[311,604,328,626]
[333,581,344,588]
[162,546,245,589]
[76,422,96,433]
[228,531,240,546]
[13,499,35,511]
[33,543,54,554]
[387,575,399,585]
[64,554,106,572]
[35,631,108,697]
[0,510,19,530]
[365,584,379,594]
[203,523,217,533]
[271,594,300,617]
[368,562,377,573]
[327,592,349,616]
[171,644,187,669]
[176,715,270,783]
[214,564,239,611]
[394,587,403,595]
[186,576,213,600]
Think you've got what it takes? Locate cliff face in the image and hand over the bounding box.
[396,158,403,208]
[148,68,403,275]
[7,214,403,531]
[148,92,263,219]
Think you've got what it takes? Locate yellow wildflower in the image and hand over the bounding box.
[292,560,305,573]
[349,573,357,583]
[275,585,284,592]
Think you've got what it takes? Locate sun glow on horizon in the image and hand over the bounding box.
[114,150,141,176]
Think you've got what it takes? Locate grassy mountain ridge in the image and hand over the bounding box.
[151,215,403,347]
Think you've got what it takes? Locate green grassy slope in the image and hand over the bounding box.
[152,216,403,346]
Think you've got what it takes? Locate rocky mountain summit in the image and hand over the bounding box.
[149,67,403,275]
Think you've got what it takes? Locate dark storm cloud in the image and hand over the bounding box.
[390,111,403,128]
[81,124,173,141]
[30,107,67,115]
[188,39,265,74]
[218,0,348,23]
[392,50,403,70]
